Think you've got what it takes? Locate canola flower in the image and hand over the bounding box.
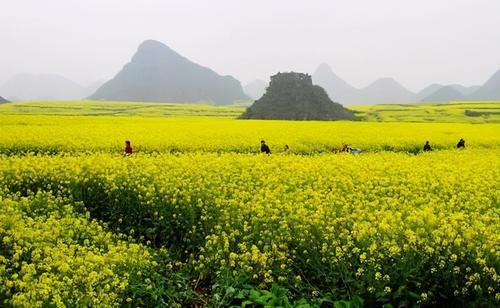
[0,114,499,155]
[0,192,186,307]
[0,150,498,306]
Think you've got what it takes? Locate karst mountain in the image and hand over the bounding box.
[312,63,500,104]
[89,40,249,104]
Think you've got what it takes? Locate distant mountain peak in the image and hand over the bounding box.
[312,62,359,104]
[0,96,10,103]
[414,84,443,102]
[313,62,342,79]
[139,39,168,48]
[89,40,249,104]
[470,67,500,100]
[369,77,400,85]
[312,64,417,104]
[0,73,94,101]
[489,69,500,83]
[359,77,414,104]
[135,40,177,55]
[363,77,413,92]
[131,40,186,66]
[316,62,333,71]
[313,63,500,104]
[420,85,466,102]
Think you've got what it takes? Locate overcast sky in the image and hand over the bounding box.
[1,0,499,91]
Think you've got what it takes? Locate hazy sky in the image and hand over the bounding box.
[1,0,499,91]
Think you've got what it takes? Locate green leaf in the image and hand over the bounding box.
[334,300,350,308]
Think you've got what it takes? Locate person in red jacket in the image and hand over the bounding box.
[124,140,133,156]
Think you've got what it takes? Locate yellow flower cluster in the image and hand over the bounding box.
[0,149,498,304]
[0,192,159,307]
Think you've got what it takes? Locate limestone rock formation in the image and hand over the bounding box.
[241,72,357,120]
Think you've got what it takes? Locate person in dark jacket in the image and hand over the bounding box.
[423,141,432,152]
[457,138,465,149]
[124,140,133,156]
[260,140,271,154]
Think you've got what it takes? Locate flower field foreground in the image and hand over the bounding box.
[0,150,498,306]
[0,193,192,307]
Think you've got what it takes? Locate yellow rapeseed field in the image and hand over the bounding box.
[0,193,162,307]
[1,115,499,154]
[0,102,499,306]
[0,150,498,306]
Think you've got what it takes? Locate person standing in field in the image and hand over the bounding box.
[260,140,271,154]
[457,138,465,149]
[124,140,133,156]
[423,141,432,152]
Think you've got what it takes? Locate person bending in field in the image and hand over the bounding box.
[260,140,271,154]
[284,144,290,154]
[423,140,432,152]
[339,144,351,153]
[124,140,133,156]
[338,144,361,154]
[457,138,465,149]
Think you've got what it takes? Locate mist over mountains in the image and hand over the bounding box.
[0,74,102,101]
[312,63,500,105]
[2,41,499,105]
[471,69,500,100]
[243,80,267,100]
